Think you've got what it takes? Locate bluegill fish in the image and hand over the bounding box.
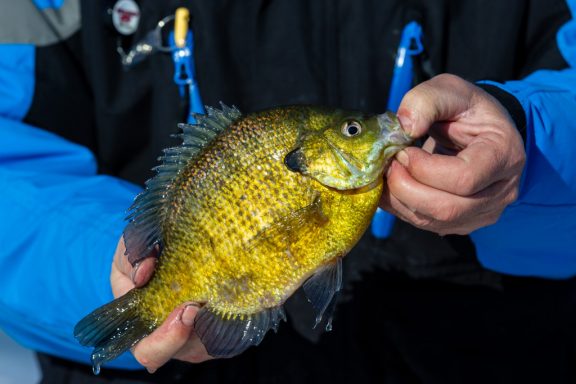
[74,105,412,373]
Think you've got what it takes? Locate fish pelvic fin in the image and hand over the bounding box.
[74,289,154,375]
[195,306,286,358]
[124,104,242,265]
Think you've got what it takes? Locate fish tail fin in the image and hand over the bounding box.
[74,289,153,374]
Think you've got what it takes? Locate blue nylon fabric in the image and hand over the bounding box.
[0,41,143,369]
[0,45,35,120]
[0,4,142,370]
[0,117,143,369]
[0,0,574,373]
[472,4,576,278]
[32,0,65,10]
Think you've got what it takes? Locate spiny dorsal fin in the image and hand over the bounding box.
[124,103,242,265]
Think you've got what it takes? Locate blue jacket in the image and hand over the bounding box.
[1,0,575,370]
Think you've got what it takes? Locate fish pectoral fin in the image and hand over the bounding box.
[245,195,328,254]
[303,257,343,331]
[194,306,287,358]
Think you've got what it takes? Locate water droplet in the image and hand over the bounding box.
[325,318,333,332]
[92,363,101,375]
[313,315,322,329]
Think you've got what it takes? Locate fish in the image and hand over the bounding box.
[74,104,413,373]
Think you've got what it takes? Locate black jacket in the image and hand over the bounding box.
[22,1,576,383]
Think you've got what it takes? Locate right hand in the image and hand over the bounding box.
[380,74,524,235]
[111,237,212,373]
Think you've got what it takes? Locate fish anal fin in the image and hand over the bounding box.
[194,306,286,358]
[303,257,343,331]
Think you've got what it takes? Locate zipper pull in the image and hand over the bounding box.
[169,7,205,123]
[386,21,424,112]
[372,21,424,240]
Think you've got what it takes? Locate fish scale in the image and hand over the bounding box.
[143,109,314,318]
[74,105,412,371]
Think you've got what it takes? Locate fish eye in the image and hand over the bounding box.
[341,121,362,137]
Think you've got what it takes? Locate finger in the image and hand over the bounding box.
[397,74,475,138]
[110,261,135,298]
[131,257,157,287]
[395,140,506,196]
[174,333,212,363]
[380,187,437,229]
[113,237,129,274]
[382,179,509,235]
[114,237,158,285]
[386,161,505,224]
[132,303,201,373]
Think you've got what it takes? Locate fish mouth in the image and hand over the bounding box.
[377,112,413,158]
[383,142,410,159]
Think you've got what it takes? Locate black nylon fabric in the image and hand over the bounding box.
[22,0,576,382]
[23,0,571,283]
[38,270,576,384]
[26,0,570,186]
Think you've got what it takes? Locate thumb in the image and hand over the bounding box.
[397,74,476,138]
[113,236,157,287]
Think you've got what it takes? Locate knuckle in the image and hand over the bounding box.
[432,203,461,223]
[433,73,461,85]
[402,84,436,114]
[133,352,155,370]
[488,216,500,226]
[454,172,478,196]
[448,227,472,236]
[484,212,502,226]
[455,228,472,235]
[410,214,435,229]
[506,189,519,205]
[387,168,406,193]
[183,352,210,364]
[431,74,469,94]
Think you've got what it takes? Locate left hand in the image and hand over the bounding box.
[111,237,212,373]
[380,74,526,235]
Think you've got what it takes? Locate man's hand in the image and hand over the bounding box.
[111,237,212,373]
[380,74,526,235]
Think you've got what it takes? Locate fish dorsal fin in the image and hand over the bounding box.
[124,104,242,265]
[195,306,287,358]
[303,258,343,331]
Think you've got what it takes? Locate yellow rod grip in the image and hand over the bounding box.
[174,7,190,48]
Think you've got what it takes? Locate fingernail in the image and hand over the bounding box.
[386,161,395,178]
[397,114,413,136]
[396,150,409,167]
[181,304,198,327]
[130,262,141,285]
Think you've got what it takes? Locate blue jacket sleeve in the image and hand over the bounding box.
[0,118,144,369]
[471,1,576,278]
[0,48,143,369]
